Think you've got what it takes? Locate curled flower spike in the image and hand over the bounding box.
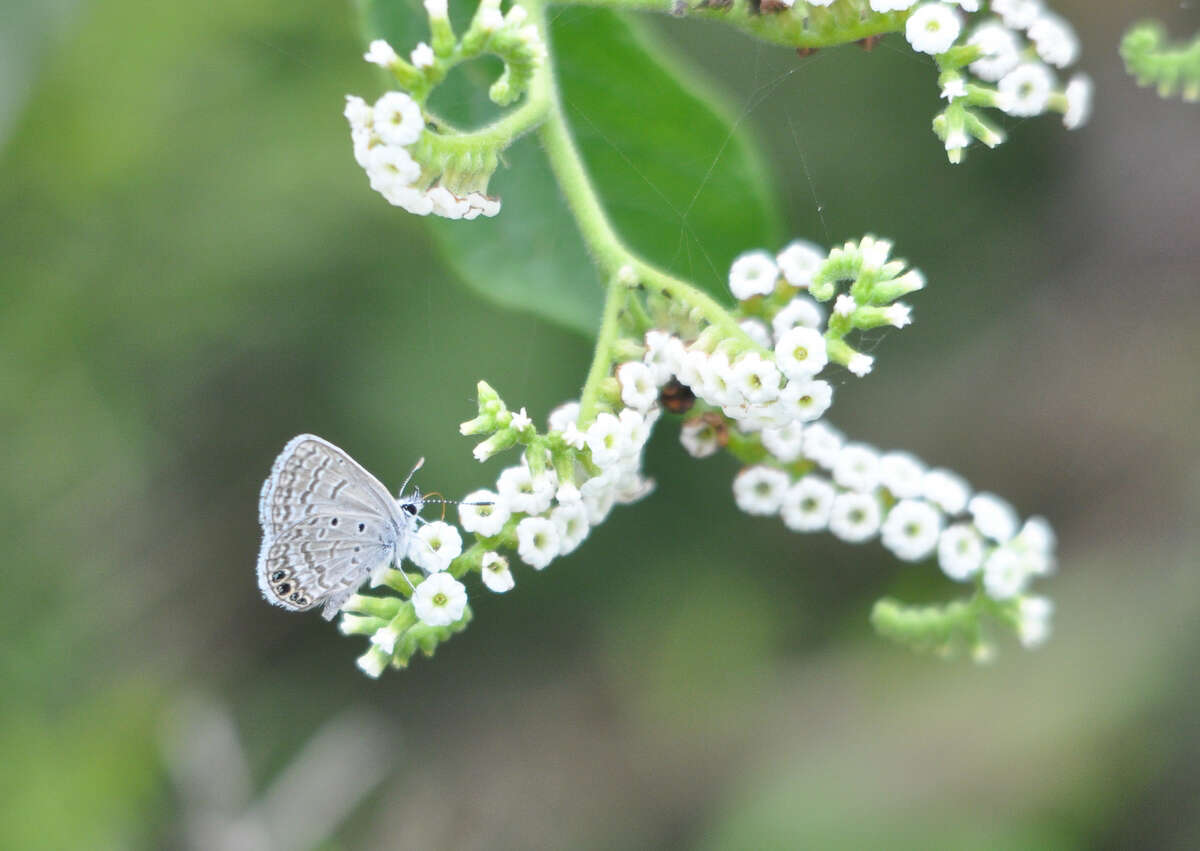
[314,0,1078,676]
[1121,21,1200,103]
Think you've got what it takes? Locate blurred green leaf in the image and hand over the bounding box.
[0,684,163,850]
[359,3,783,335]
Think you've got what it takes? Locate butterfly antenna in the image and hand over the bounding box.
[398,456,425,498]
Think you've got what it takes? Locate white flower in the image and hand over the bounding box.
[808,0,834,6]
[1017,515,1056,557]
[847,353,874,377]
[731,353,782,405]
[562,422,587,451]
[412,571,468,626]
[356,649,388,678]
[586,412,628,468]
[774,326,828,381]
[885,303,912,328]
[938,523,985,580]
[480,551,514,592]
[1028,13,1078,67]
[870,0,918,10]
[580,473,616,524]
[728,250,779,300]
[992,0,1043,30]
[370,624,402,654]
[643,331,680,385]
[497,464,556,515]
[780,475,836,532]
[982,546,1028,600]
[343,95,373,131]
[771,296,824,339]
[423,0,448,17]
[968,21,1022,82]
[546,402,578,434]
[733,465,790,515]
[776,240,825,288]
[383,185,433,216]
[465,192,501,218]
[738,318,773,349]
[616,361,658,412]
[363,39,399,68]
[905,4,963,56]
[803,420,843,468]
[476,6,504,31]
[879,451,926,498]
[829,492,882,543]
[366,145,421,193]
[969,492,1019,542]
[833,294,856,318]
[408,521,463,573]
[458,489,510,537]
[833,442,881,492]
[864,235,892,268]
[997,62,1055,117]
[944,129,970,154]
[777,378,833,423]
[940,78,968,101]
[551,502,590,555]
[372,91,424,146]
[675,346,707,392]
[516,516,560,570]
[922,468,971,515]
[555,482,581,504]
[505,4,528,25]
[1013,516,1056,576]
[1063,73,1093,130]
[1016,595,1053,648]
[761,420,805,462]
[698,350,737,406]
[881,499,943,562]
[411,41,435,69]
[509,406,533,432]
[618,407,654,454]
[428,185,470,220]
[350,129,373,169]
[859,236,892,270]
[679,418,720,458]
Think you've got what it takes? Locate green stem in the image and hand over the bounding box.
[543,0,906,50]
[426,80,550,154]
[529,0,763,416]
[578,280,625,424]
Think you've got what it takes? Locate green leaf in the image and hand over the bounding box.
[358,2,783,336]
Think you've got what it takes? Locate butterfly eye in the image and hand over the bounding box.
[402,502,418,516]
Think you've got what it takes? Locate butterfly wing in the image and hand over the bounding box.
[258,434,398,541]
[257,435,408,618]
[258,512,398,618]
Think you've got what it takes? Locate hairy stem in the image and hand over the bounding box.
[544,0,905,50]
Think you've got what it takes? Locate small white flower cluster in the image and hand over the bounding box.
[460,399,659,583]
[887,1,1092,160]
[730,425,1056,611]
[344,84,501,219]
[660,324,833,435]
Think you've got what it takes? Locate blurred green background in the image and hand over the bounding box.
[3,0,1199,848]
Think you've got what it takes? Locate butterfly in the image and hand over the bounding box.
[256,435,424,619]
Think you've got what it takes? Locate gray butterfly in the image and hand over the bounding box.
[257,435,424,619]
